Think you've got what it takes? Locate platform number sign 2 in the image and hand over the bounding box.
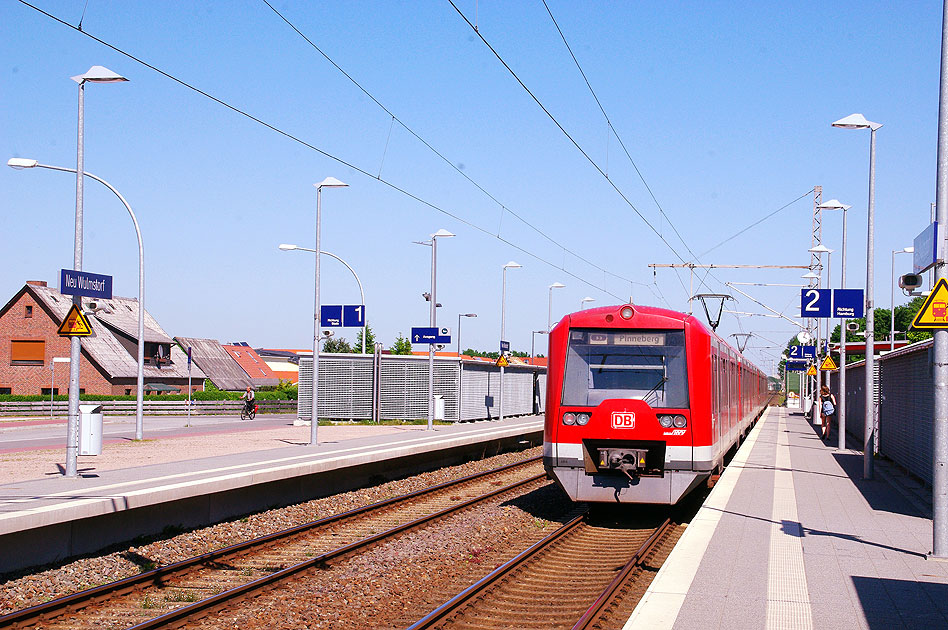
[800,288,831,318]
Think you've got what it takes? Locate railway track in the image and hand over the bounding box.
[409,511,680,630]
[0,456,545,630]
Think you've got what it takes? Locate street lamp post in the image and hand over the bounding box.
[548,282,565,331]
[499,261,521,422]
[891,247,914,350]
[56,66,128,478]
[279,244,366,353]
[425,230,454,430]
[581,297,595,310]
[309,177,348,445]
[531,330,548,364]
[833,113,882,479]
[457,313,477,357]
[9,158,146,442]
[819,199,852,451]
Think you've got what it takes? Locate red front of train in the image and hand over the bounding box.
[543,304,768,504]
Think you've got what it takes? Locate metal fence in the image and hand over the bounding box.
[298,353,546,422]
[830,339,934,485]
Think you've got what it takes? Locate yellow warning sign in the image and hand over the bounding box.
[496,355,509,367]
[912,278,948,329]
[57,305,93,337]
[820,355,838,371]
[806,365,817,376]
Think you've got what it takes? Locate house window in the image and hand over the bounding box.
[11,340,45,365]
[25,305,33,318]
[125,389,131,395]
[41,388,59,395]
[0,387,11,394]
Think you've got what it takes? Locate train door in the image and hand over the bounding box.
[711,347,722,448]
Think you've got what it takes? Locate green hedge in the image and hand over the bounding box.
[0,391,295,402]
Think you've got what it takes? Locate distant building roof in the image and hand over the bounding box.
[3,284,204,381]
[175,336,253,391]
[222,344,279,388]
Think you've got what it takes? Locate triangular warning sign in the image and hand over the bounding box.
[820,355,838,371]
[57,304,93,337]
[496,355,509,367]
[806,365,817,376]
[913,278,948,329]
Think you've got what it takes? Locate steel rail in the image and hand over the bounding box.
[128,471,547,629]
[407,512,589,630]
[0,455,541,628]
[570,517,673,630]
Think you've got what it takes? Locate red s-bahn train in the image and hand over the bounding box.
[543,303,769,504]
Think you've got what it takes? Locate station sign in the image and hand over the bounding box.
[785,361,808,372]
[832,289,864,319]
[411,326,451,344]
[500,340,510,354]
[914,221,940,274]
[60,269,112,299]
[800,287,864,319]
[788,345,816,359]
[321,305,367,327]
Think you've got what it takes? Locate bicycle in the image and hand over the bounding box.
[240,402,257,421]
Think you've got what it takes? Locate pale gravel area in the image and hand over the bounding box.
[0,445,549,617]
[0,423,424,483]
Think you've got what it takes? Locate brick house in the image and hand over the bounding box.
[0,281,204,395]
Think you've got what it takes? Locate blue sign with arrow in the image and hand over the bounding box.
[412,327,451,344]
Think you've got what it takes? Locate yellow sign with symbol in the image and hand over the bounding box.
[912,278,948,329]
[496,355,509,367]
[57,304,93,337]
[806,365,817,376]
[820,356,838,371]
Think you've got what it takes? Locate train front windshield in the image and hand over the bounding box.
[562,329,688,408]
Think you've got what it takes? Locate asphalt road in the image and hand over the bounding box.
[0,413,300,452]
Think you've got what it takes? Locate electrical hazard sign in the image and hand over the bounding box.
[496,355,509,367]
[912,278,948,329]
[57,305,93,337]
[806,365,817,376]
[820,356,838,371]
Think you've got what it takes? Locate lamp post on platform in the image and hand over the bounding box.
[548,282,565,330]
[457,313,477,357]
[581,297,595,310]
[890,247,914,351]
[499,261,521,422]
[833,113,882,479]
[309,177,348,445]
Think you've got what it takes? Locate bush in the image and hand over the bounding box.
[0,390,293,402]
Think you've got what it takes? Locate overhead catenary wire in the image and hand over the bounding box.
[16,0,645,302]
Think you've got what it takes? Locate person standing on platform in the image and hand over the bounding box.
[819,385,837,441]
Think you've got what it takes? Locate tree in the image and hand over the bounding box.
[322,337,353,353]
[390,333,413,355]
[353,324,378,353]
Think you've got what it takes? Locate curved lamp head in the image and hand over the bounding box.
[315,177,348,189]
[832,113,882,131]
[461,313,477,318]
[808,244,833,254]
[818,199,852,211]
[278,244,298,251]
[903,246,915,253]
[431,229,455,239]
[581,296,595,303]
[7,158,38,169]
[801,271,820,280]
[71,65,128,84]
[549,282,566,289]
[503,261,522,270]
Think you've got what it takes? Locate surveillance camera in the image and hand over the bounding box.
[435,344,445,351]
[846,322,860,332]
[900,273,924,290]
[321,330,334,338]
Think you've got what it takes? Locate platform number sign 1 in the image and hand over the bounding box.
[800,288,831,318]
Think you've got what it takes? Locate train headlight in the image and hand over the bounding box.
[672,415,688,428]
[575,413,590,426]
[658,415,674,428]
[620,306,634,320]
[562,412,576,425]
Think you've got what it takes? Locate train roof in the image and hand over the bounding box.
[557,303,764,374]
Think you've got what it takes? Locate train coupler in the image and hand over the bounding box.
[597,448,649,475]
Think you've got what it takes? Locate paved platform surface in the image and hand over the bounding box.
[0,415,542,572]
[627,406,948,630]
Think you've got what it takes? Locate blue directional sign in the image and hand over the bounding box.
[411,327,451,344]
[800,288,831,318]
[60,269,112,299]
[788,345,816,359]
[343,305,366,327]
[320,305,343,327]
[785,361,808,372]
[500,340,510,354]
[833,289,865,319]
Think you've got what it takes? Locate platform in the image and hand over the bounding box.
[0,416,542,574]
[627,406,948,629]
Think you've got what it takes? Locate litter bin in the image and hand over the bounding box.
[79,404,103,456]
[434,395,445,421]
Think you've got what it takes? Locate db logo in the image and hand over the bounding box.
[611,412,635,429]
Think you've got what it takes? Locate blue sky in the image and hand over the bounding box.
[1,1,942,373]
